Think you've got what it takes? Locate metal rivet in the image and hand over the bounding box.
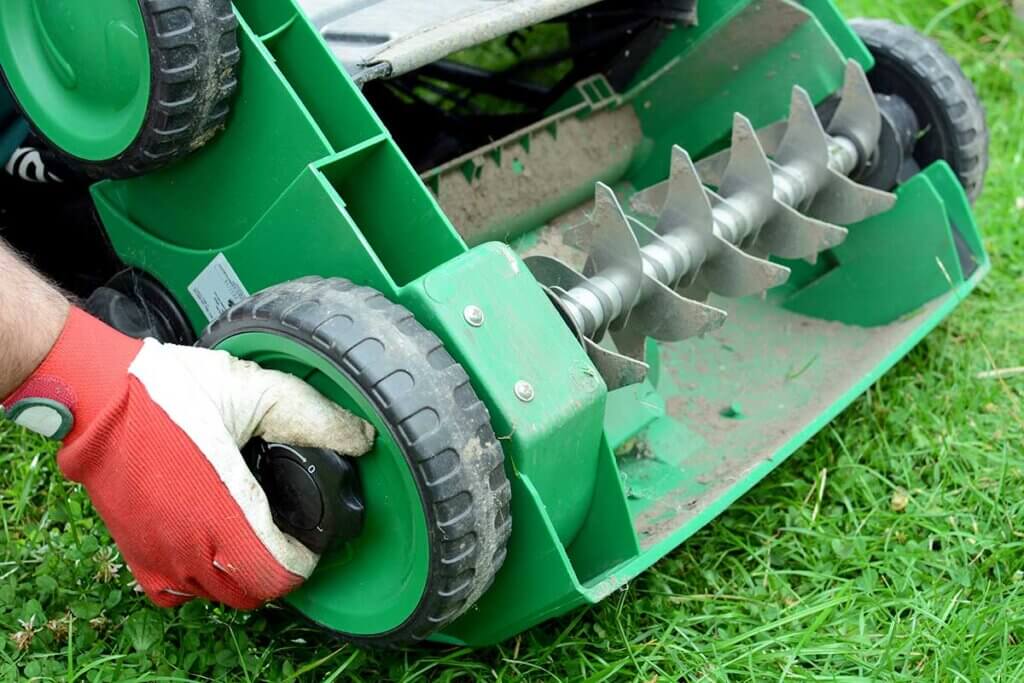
[514,381,535,402]
[464,305,485,327]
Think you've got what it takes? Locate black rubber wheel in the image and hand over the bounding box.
[851,18,988,202]
[3,0,240,179]
[86,269,196,346]
[199,277,512,645]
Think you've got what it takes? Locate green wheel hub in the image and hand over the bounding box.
[215,333,431,636]
[0,0,151,161]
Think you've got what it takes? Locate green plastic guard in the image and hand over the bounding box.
[214,333,431,637]
[0,0,151,161]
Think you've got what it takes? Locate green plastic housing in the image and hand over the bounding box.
[89,0,988,645]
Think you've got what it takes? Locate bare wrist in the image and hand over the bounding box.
[0,244,72,399]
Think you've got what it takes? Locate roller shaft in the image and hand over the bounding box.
[560,130,861,340]
[526,60,898,389]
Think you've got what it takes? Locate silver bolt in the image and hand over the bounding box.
[463,305,485,328]
[514,380,535,402]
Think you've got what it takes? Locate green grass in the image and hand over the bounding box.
[1,1,1023,680]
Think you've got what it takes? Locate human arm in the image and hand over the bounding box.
[0,243,70,398]
[0,240,374,607]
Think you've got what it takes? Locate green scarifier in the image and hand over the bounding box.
[0,0,989,646]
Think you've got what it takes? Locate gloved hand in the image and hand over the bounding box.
[2,308,375,609]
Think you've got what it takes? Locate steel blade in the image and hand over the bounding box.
[644,147,717,289]
[630,181,667,218]
[583,337,649,390]
[752,118,787,157]
[693,151,728,188]
[565,183,647,336]
[630,217,691,289]
[585,183,643,275]
[807,170,897,224]
[695,119,789,187]
[607,327,647,366]
[755,201,848,259]
[523,254,586,290]
[626,276,727,342]
[721,113,776,200]
[775,86,832,181]
[678,279,711,304]
[657,146,716,237]
[828,59,882,158]
[700,235,791,297]
[628,216,728,336]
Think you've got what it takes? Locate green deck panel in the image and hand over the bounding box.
[623,269,986,552]
[603,378,666,449]
[784,164,968,325]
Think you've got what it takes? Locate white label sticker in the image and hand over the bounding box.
[188,253,250,322]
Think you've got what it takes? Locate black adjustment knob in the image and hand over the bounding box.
[242,440,365,554]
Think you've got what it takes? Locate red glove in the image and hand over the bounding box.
[2,309,374,608]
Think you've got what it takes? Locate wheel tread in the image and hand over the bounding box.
[60,0,241,178]
[851,18,988,201]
